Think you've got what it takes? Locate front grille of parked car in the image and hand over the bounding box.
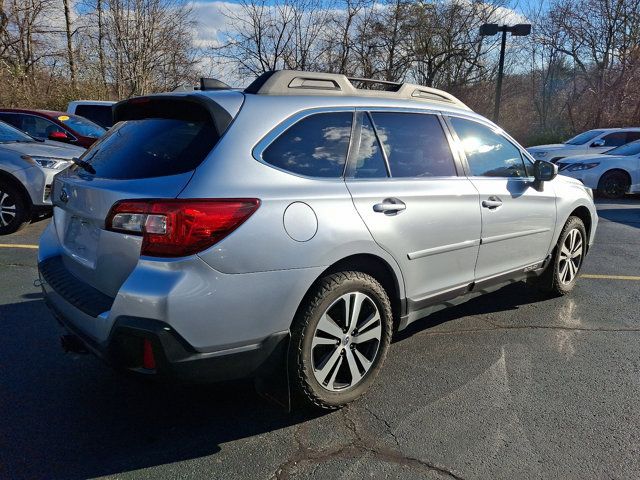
[39,256,115,318]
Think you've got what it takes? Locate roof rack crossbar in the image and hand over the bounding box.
[244,70,470,110]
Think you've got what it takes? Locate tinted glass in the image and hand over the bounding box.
[58,114,106,138]
[351,114,388,178]
[626,132,640,143]
[0,113,20,130]
[450,117,527,177]
[263,112,352,178]
[606,140,640,156]
[0,114,64,138]
[80,118,218,179]
[26,115,64,138]
[371,112,456,177]
[75,105,114,129]
[601,132,627,147]
[0,121,33,143]
[564,130,604,145]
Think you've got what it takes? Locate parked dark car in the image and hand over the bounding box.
[0,109,106,148]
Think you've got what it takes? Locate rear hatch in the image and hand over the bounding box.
[50,93,243,297]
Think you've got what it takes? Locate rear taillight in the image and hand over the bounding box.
[105,199,260,257]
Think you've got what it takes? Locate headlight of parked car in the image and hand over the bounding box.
[22,155,71,169]
[567,162,599,171]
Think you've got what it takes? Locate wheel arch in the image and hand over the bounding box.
[295,253,405,331]
[567,205,593,252]
[0,169,33,213]
[598,168,632,188]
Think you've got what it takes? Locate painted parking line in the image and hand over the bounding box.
[0,244,38,249]
[580,274,640,281]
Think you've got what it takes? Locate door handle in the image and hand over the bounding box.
[482,196,503,209]
[373,198,406,214]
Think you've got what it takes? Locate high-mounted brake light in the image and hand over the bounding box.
[105,199,260,257]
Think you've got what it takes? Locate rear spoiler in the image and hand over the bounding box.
[113,94,234,137]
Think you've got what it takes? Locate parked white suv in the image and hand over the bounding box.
[528,128,640,163]
[67,101,115,129]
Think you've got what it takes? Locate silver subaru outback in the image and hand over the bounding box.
[38,70,597,409]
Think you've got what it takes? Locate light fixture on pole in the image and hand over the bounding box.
[480,23,532,123]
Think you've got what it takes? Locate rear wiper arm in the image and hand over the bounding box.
[72,158,96,174]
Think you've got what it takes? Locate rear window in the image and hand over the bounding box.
[262,112,353,178]
[75,105,114,129]
[80,118,218,179]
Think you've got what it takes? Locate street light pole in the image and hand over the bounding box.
[493,27,508,122]
[479,23,531,124]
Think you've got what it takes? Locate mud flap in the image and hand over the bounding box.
[254,332,291,411]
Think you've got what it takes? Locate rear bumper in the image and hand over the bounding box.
[43,291,288,383]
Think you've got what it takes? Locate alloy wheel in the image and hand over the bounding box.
[0,190,17,228]
[311,292,382,392]
[558,228,583,284]
[601,172,629,198]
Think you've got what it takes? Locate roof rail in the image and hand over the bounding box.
[244,70,470,110]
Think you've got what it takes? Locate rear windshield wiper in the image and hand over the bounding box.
[72,158,96,175]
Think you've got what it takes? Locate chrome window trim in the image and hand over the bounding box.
[252,106,356,181]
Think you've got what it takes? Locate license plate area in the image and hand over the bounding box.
[63,216,101,268]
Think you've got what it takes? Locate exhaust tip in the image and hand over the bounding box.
[60,334,89,354]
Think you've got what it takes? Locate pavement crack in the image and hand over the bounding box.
[270,407,464,479]
[361,404,401,448]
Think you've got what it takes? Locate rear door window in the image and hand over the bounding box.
[369,112,456,177]
[625,132,640,143]
[601,132,627,147]
[262,112,353,178]
[81,118,218,179]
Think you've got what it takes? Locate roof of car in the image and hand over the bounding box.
[0,108,67,118]
[68,100,116,106]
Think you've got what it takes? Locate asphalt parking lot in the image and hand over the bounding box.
[1,198,639,480]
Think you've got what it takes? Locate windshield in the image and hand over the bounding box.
[0,120,34,143]
[57,114,106,138]
[564,130,605,145]
[606,140,640,156]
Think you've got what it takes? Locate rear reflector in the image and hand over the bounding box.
[142,339,156,370]
[105,199,260,257]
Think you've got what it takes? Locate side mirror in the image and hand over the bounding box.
[533,159,557,182]
[48,131,69,141]
[590,139,605,147]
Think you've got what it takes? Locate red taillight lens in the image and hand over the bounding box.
[106,199,260,257]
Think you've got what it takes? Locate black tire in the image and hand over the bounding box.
[0,181,30,235]
[536,216,587,295]
[597,170,630,199]
[290,271,393,410]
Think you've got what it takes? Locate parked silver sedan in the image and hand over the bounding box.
[38,70,598,409]
[0,120,85,234]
